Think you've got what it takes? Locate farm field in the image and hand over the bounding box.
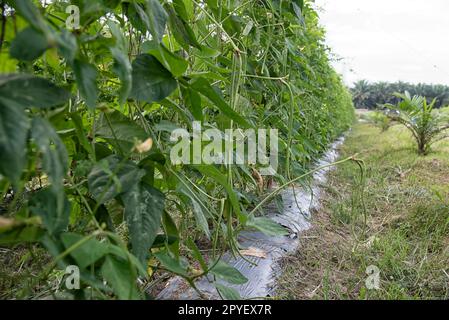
[1,0,449,304]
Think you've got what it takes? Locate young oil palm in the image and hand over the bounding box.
[385,92,449,154]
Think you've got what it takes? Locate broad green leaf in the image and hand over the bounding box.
[190,78,251,128]
[106,244,147,277]
[0,74,70,108]
[133,0,167,43]
[146,0,167,42]
[182,86,203,120]
[101,255,140,300]
[88,155,146,204]
[152,234,178,248]
[0,98,30,183]
[10,27,50,61]
[246,217,288,236]
[96,110,148,152]
[215,283,242,300]
[31,117,68,190]
[164,3,201,50]
[121,183,165,264]
[142,40,188,77]
[61,233,109,269]
[153,250,188,276]
[173,0,191,22]
[29,188,70,235]
[130,54,177,103]
[210,260,248,285]
[73,60,98,109]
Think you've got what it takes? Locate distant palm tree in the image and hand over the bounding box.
[350,80,449,109]
[352,80,371,108]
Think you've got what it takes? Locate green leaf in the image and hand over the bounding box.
[10,27,50,61]
[246,217,288,236]
[143,40,188,77]
[173,0,191,22]
[193,165,243,221]
[60,233,109,269]
[70,112,94,156]
[56,29,78,63]
[215,283,242,300]
[210,260,248,285]
[0,52,18,73]
[106,243,147,277]
[130,54,177,103]
[88,155,146,204]
[31,117,68,190]
[186,237,207,272]
[0,74,70,108]
[162,211,180,258]
[182,86,203,120]
[0,98,30,183]
[153,250,188,276]
[96,110,148,152]
[101,255,140,300]
[121,183,165,264]
[73,60,98,109]
[164,3,201,50]
[29,188,70,235]
[108,21,132,105]
[190,78,251,128]
[292,2,305,26]
[175,173,212,238]
[111,48,132,105]
[12,0,49,33]
[133,0,167,43]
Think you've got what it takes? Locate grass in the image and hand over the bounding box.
[277,121,449,299]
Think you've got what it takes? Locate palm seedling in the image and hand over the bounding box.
[384,91,449,155]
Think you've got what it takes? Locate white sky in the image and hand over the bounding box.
[314,0,449,86]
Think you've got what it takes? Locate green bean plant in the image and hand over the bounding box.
[0,0,354,299]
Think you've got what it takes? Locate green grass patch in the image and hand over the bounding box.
[277,122,449,300]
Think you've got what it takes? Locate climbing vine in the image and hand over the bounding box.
[0,0,354,299]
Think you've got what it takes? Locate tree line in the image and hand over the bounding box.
[351,80,449,109]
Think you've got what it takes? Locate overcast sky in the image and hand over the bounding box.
[314,0,449,86]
